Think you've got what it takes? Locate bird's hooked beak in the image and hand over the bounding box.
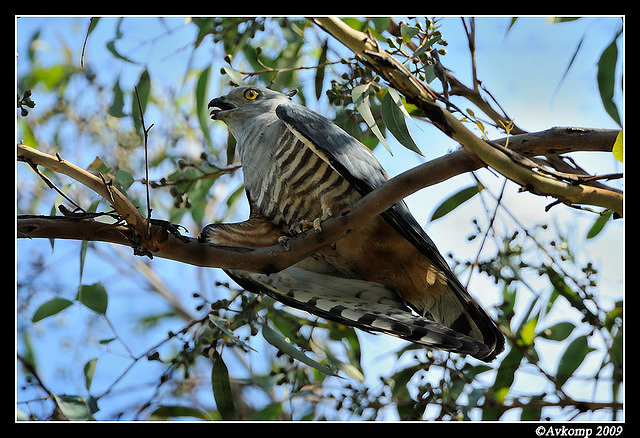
[208,96,237,120]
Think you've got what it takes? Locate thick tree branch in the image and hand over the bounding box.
[18,126,620,273]
[310,17,623,216]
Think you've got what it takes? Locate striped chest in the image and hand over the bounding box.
[249,129,360,231]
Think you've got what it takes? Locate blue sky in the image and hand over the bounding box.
[16,16,623,420]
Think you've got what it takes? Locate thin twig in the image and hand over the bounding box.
[27,162,85,212]
[134,85,154,239]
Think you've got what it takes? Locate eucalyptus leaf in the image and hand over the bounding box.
[32,297,73,323]
[83,358,97,391]
[196,65,213,148]
[315,39,328,100]
[586,209,613,239]
[131,69,150,135]
[210,350,237,420]
[77,282,108,315]
[597,35,621,126]
[262,324,336,376]
[149,405,211,421]
[429,184,482,222]
[381,89,422,155]
[556,335,595,387]
[540,321,576,342]
[352,84,391,154]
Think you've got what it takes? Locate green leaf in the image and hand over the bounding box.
[108,78,126,117]
[517,315,538,347]
[612,130,623,162]
[586,209,613,239]
[105,41,136,64]
[83,358,97,391]
[262,324,336,376]
[491,347,524,403]
[149,405,211,421]
[208,315,257,352]
[132,69,151,134]
[546,17,582,23]
[196,65,213,148]
[429,183,482,222]
[556,335,595,387]
[247,402,283,420]
[352,84,391,154]
[315,39,328,100]
[32,297,73,322]
[597,35,621,126]
[381,89,422,155]
[540,321,576,341]
[77,283,108,315]
[210,350,237,420]
[79,239,88,284]
[411,35,441,59]
[400,23,419,43]
[114,169,134,191]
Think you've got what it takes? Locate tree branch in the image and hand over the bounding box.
[18,126,620,273]
[310,17,623,216]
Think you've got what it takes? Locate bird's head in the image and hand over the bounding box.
[208,86,297,124]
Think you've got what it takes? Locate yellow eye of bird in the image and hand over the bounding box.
[244,89,259,100]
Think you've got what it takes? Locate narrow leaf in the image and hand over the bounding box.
[411,35,441,59]
[131,69,150,135]
[315,39,328,100]
[262,324,336,376]
[32,297,73,323]
[149,405,211,421]
[429,184,482,222]
[485,346,523,419]
[208,315,257,352]
[597,35,621,126]
[352,84,391,154]
[586,209,613,239]
[196,66,213,148]
[106,40,136,64]
[556,335,595,387]
[381,90,422,155]
[108,78,126,117]
[210,350,237,420]
[554,34,584,96]
[83,358,97,391]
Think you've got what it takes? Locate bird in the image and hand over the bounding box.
[201,85,504,362]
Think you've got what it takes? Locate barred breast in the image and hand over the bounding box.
[251,128,360,232]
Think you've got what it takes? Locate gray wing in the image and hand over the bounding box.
[275,101,452,276]
[275,101,504,361]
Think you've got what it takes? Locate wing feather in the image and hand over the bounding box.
[226,267,491,358]
[275,101,504,361]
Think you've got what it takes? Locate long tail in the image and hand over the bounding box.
[226,266,498,361]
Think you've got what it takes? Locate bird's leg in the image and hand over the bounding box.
[200,214,282,248]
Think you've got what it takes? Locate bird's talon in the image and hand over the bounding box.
[313,218,323,234]
[278,236,290,250]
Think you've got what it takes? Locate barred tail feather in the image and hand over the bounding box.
[226,266,496,361]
